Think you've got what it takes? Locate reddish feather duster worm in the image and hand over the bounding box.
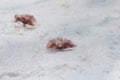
[47,37,76,51]
[15,14,36,27]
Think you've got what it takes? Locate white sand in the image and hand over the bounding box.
[0,0,120,80]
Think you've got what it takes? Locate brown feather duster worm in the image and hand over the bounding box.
[47,37,76,51]
[15,14,36,27]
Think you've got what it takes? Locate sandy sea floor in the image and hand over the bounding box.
[0,0,120,80]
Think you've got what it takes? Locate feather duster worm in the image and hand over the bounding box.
[47,37,76,51]
[15,14,36,27]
